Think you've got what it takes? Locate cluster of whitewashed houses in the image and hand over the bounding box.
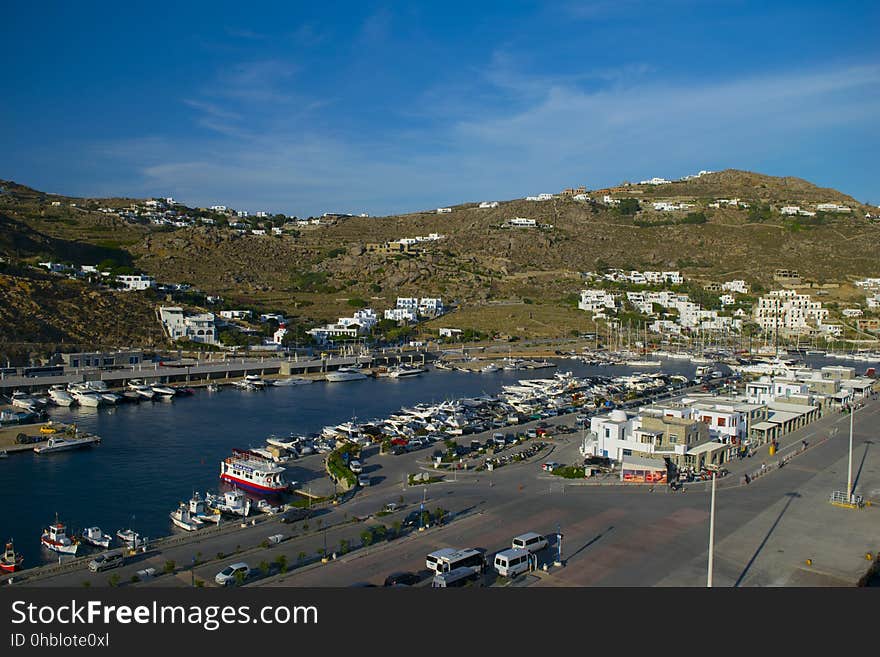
[383,297,445,323]
[305,297,446,344]
[582,365,874,476]
[752,289,842,337]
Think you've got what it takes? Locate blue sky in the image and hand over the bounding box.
[1,1,878,216]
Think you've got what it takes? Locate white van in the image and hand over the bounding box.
[494,548,531,578]
[432,566,479,588]
[511,532,548,554]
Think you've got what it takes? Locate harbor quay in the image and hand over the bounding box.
[7,394,878,588]
[0,351,435,394]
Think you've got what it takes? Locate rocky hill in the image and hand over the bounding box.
[0,170,877,349]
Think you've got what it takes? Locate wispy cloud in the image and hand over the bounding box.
[96,57,880,216]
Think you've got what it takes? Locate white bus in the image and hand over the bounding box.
[494,548,532,578]
[426,548,486,574]
[432,566,480,588]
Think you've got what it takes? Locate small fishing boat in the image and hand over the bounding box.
[206,488,252,517]
[80,527,112,549]
[1,540,24,573]
[41,515,79,555]
[169,502,204,531]
[206,383,220,393]
[116,529,147,549]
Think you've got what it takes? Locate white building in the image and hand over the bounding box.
[721,280,749,294]
[578,289,618,314]
[816,203,851,213]
[307,309,377,343]
[419,297,445,315]
[396,297,419,311]
[116,274,156,291]
[719,294,736,306]
[273,324,288,344]
[384,308,418,323]
[219,310,253,320]
[437,207,452,214]
[259,313,287,324]
[753,290,829,335]
[640,177,671,185]
[159,307,217,344]
[602,195,621,206]
[842,308,863,318]
[439,328,463,338]
[507,217,537,227]
[210,205,227,212]
[479,201,499,209]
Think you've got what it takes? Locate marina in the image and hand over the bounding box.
[0,352,875,571]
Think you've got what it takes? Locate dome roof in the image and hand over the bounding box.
[609,410,628,422]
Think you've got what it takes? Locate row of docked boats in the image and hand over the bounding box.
[232,374,313,390]
[168,489,281,532]
[7,380,190,412]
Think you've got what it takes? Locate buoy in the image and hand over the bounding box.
[805,558,812,566]
[866,553,873,561]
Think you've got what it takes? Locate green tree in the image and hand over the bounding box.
[360,529,374,546]
[259,560,270,576]
[617,198,640,215]
[163,560,176,574]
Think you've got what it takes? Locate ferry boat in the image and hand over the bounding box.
[1,540,24,573]
[169,502,204,531]
[220,449,289,494]
[325,367,368,382]
[41,515,79,555]
[206,488,252,517]
[80,527,112,548]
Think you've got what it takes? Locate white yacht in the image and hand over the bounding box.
[69,389,103,407]
[128,381,156,399]
[151,384,176,397]
[48,386,75,407]
[10,391,43,411]
[325,367,368,382]
[480,363,500,373]
[34,434,100,454]
[387,365,425,378]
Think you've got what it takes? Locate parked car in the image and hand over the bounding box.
[215,562,250,586]
[383,502,400,513]
[280,508,313,524]
[349,460,363,474]
[541,462,560,472]
[358,473,371,487]
[383,571,422,587]
[88,551,125,573]
[402,510,422,528]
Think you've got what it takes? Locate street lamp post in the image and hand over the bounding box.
[707,472,716,587]
[847,403,855,502]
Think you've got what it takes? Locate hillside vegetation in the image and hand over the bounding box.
[0,169,877,351]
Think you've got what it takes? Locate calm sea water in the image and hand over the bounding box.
[0,355,872,567]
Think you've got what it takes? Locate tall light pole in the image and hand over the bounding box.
[847,403,855,502]
[707,472,716,587]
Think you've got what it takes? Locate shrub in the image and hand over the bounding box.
[163,560,176,574]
